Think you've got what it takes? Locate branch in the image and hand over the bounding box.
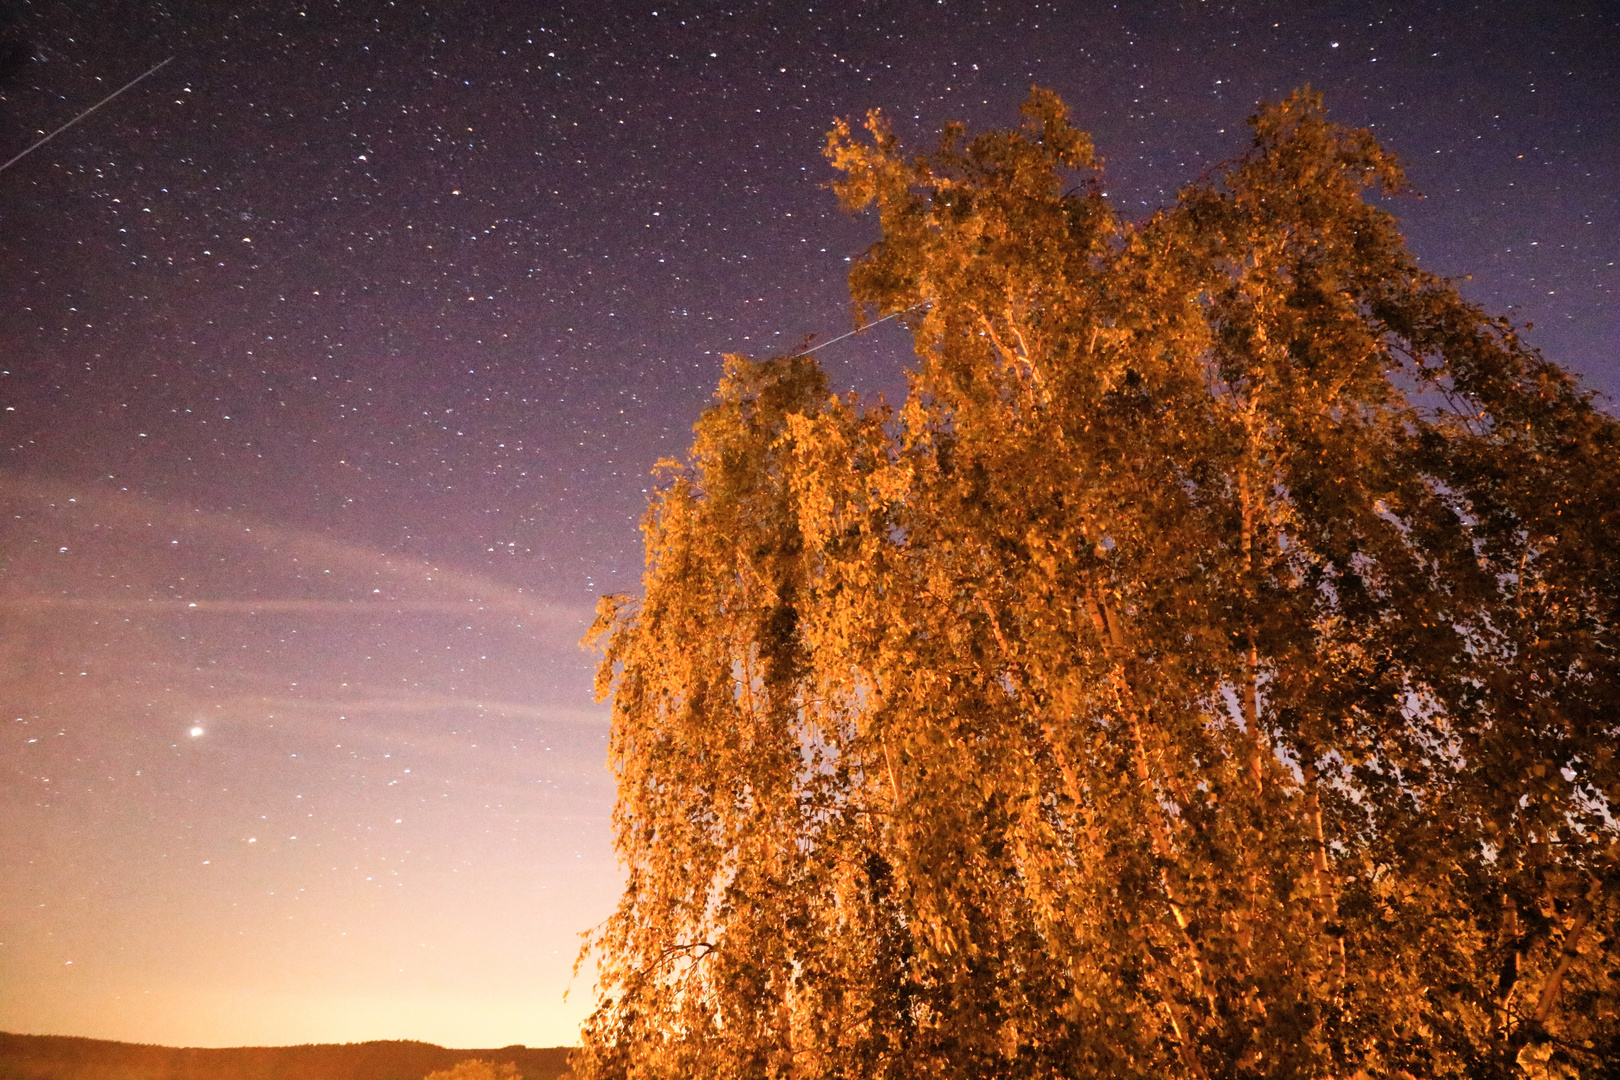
[635,940,717,981]
[1531,906,1591,1025]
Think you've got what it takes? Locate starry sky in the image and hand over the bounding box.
[0,0,1613,1051]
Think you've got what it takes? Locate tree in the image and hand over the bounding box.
[575,89,1618,1079]
[424,1059,525,1080]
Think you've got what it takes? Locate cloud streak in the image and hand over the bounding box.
[232,694,606,726]
[0,472,598,632]
[0,596,566,616]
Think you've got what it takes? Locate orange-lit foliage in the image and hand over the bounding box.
[425,1058,525,1080]
[577,90,1618,1079]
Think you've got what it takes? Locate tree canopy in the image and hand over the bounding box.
[575,89,1618,1079]
[424,1061,524,1080]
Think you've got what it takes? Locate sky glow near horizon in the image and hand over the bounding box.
[0,0,1614,1050]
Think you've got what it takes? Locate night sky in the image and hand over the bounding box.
[1,0,1613,1050]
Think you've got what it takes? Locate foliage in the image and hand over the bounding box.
[576,89,1619,1079]
[424,1059,524,1080]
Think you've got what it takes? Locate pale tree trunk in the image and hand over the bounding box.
[1079,585,1214,1079]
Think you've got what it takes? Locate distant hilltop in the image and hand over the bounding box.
[0,1032,573,1080]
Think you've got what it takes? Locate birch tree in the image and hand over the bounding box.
[575,89,1618,1080]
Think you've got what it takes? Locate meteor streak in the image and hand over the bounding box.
[0,56,173,175]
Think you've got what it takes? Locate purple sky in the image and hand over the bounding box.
[0,0,1613,1049]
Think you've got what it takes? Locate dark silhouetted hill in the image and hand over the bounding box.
[0,1033,572,1080]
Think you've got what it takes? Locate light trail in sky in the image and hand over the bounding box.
[0,56,172,175]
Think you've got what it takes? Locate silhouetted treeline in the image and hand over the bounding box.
[0,1032,572,1080]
